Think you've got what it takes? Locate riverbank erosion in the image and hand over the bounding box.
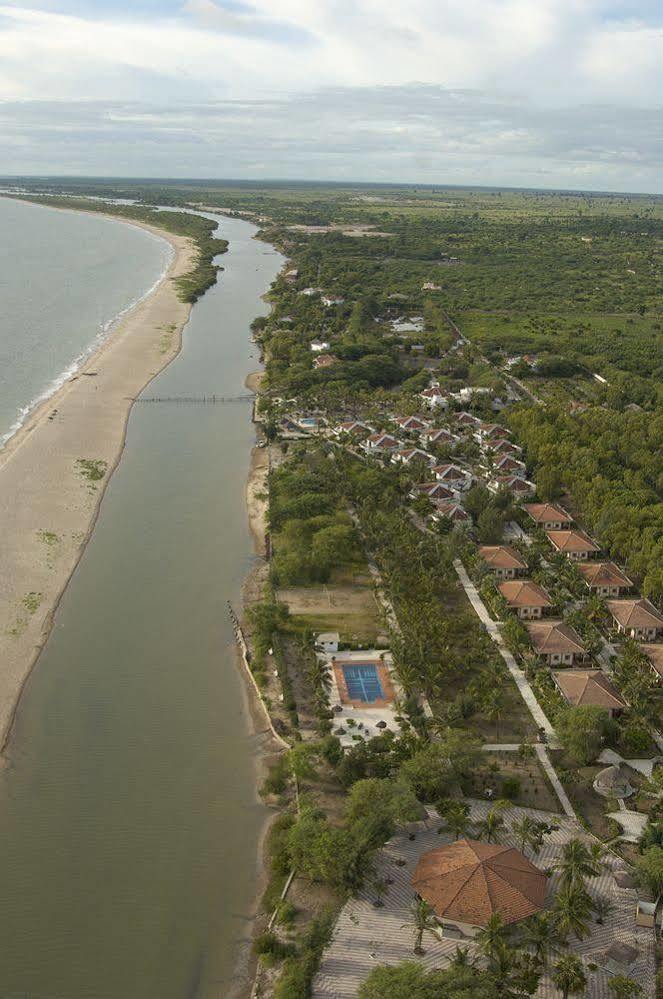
[0,215,197,751]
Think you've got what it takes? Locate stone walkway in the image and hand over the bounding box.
[314,801,656,999]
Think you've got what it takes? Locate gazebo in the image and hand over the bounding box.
[594,764,634,799]
[412,838,547,936]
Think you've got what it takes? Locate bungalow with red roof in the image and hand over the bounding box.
[392,415,430,433]
[414,482,455,502]
[526,620,586,666]
[553,669,626,718]
[474,423,510,445]
[432,501,469,524]
[392,448,435,467]
[493,454,527,475]
[524,503,574,531]
[362,433,402,454]
[577,562,633,598]
[546,529,600,560]
[641,645,663,683]
[433,463,473,491]
[490,475,536,498]
[332,420,374,438]
[486,439,523,456]
[454,411,481,428]
[606,599,663,642]
[498,580,553,620]
[478,546,528,580]
[421,427,459,446]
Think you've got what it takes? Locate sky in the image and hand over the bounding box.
[1,0,662,191]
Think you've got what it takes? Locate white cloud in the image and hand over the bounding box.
[0,2,661,188]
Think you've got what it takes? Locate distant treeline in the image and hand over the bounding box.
[6,195,227,304]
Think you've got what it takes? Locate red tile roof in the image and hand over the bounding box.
[412,839,546,927]
[526,620,586,656]
[524,503,574,524]
[578,562,632,589]
[606,599,663,630]
[546,529,600,554]
[499,580,553,609]
[479,546,528,571]
[554,670,626,710]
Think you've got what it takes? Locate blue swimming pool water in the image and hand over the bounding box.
[343,664,383,702]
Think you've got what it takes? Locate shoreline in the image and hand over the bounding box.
[0,201,198,754]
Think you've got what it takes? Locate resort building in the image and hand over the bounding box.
[478,545,528,580]
[420,383,449,409]
[421,427,459,446]
[412,839,546,936]
[431,501,469,524]
[313,353,338,369]
[362,433,402,454]
[577,562,633,597]
[641,645,663,682]
[391,448,435,467]
[414,482,456,502]
[498,580,553,619]
[325,650,402,748]
[392,415,430,433]
[332,420,374,438]
[524,503,574,531]
[315,632,340,654]
[493,454,526,475]
[546,529,600,560]
[310,338,330,351]
[486,439,522,456]
[433,463,473,490]
[553,669,626,717]
[490,475,536,498]
[454,411,481,428]
[474,423,510,445]
[526,620,586,666]
[606,599,663,642]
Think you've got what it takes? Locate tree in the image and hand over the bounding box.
[399,743,454,801]
[608,974,643,997]
[553,882,595,941]
[477,507,505,544]
[344,777,421,841]
[358,962,502,999]
[512,816,538,856]
[552,954,587,998]
[554,838,602,888]
[520,912,559,968]
[404,897,440,955]
[556,705,614,765]
[438,799,471,840]
[634,845,663,898]
[477,806,506,843]
[476,912,505,965]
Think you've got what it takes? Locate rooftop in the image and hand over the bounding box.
[412,838,547,927]
[641,643,663,678]
[524,502,574,524]
[498,579,553,608]
[478,545,528,571]
[546,529,600,553]
[606,598,663,630]
[578,562,633,588]
[526,619,586,655]
[553,669,626,710]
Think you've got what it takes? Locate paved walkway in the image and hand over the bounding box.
[453,560,556,740]
[453,560,577,819]
[314,801,655,998]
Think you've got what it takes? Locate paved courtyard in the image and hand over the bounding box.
[313,800,656,998]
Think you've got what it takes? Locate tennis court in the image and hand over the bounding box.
[342,663,384,702]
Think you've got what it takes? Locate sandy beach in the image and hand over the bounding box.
[0,210,198,752]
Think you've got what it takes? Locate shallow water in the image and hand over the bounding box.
[0,196,172,447]
[0,211,284,998]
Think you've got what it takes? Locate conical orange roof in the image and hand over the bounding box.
[412,838,546,927]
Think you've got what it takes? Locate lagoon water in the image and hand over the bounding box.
[0,206,283,997]
[0,197,171,446]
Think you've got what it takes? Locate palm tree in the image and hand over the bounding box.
[450,946,474,969]
[554,838,602,888]
[520,911,559,967]
[441,801,470,840]
[403,897,440,955]
[552,954,587,998]
[478,806,505,843]
[483,688,505,739]
[554,882,595,941]
[476,912,505,965]
[512,815,538,856]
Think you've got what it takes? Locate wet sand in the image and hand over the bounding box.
[0,212,197,751]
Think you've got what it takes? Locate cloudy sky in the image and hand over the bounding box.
[1,0,662,191]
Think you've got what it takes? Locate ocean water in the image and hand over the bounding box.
[0,209,284,998]
[0,196,172,446]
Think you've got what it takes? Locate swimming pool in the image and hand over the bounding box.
[342,663,384,702]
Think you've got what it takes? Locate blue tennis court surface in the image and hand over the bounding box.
[343,664,384,702]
